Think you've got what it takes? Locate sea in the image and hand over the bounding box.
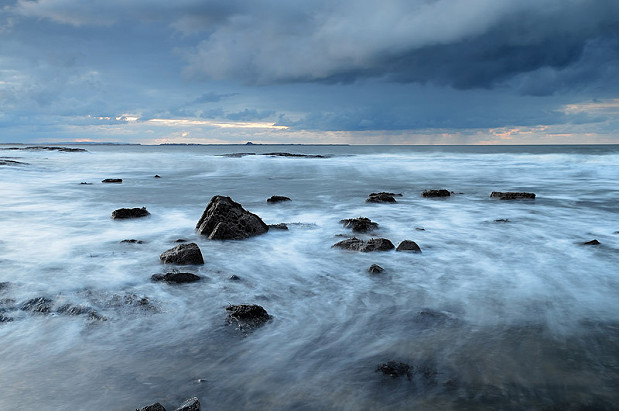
[0,144,618,410]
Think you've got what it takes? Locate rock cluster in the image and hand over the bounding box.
[226,304,271,329]
[137,397,200,411]
[196,196,268,240]
[377,361,412,379]
[366,192,399,203]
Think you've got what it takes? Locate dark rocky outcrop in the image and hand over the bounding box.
[422,189,450,197]
[121,239,145,244]
[396,240,422,253]
[112,207,150,219]
[377,361,412,379]
[366,193,397,203]
[175,238,188,243]
[2,146,86,152]
[341,217,378,233]
[175,397,200,411]
[415,227,425,231]
[268,223,288,230]
[151,272,201,283]
[583,239,600,245]
[370,192,402,197]
[196,196,268,240]
[226,304,271,329]
[332,237,394,252]
[368,264,384,274]
[137,403,166,411]
[261,152,326,158]
[102,178,122,183]
[490,192,536,200]
[0,159,29,166]
[267,195,291,204]
[160,243,204,265]
[21,297,53,313]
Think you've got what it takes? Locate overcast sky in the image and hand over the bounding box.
[1,0,618,144]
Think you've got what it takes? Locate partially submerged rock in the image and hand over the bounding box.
[160,243,204,265]
[196,196,268,240]
[154,175,161,178]
[56,304,104,321]
[268,223,288,230]
[341,217,378,233]
[490,192,535,200]
[422,189,450,197]
[226,304,271,329]
[332,237,394,252]
[366,193,397,203]
[0,314,13,323]
[0,159,29,166]
[102,178,122,183]
[21,297,53,313]
[377,361,412,379]
[137,402,166,411]
[583,239,600,245]
[396,240,422,253]
[121,239,145,244]
[151,272,201,283]
[112,207,150,219]
[175,397,201,411]
[368,264,384,274]
[267,195,291,204]
[261,152,326,158]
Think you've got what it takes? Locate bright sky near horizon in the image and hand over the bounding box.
[1,0,618,144]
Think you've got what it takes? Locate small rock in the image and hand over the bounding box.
[422,189,450,197]
[137,402,166,411]
[490,191,535,200]
[175,239,188,243]
[154,175,161,178]
[175,397,200,411]
[102,178,122,183]
[415,227,425,231]
[196,196,268,240]
[151,272,201,283]
[340,217,378,233]
[112,207,150,219]
[369,192,402,197]
[160,243,204,265]
[21,297,53,313]
[377,361,412,379]
[366,193,397,203]
[396,240,422,253]
[229,275,241,281]
[583,239,600,245]
[121,239,145,244]
[79,182,93,185]
[226,304,271,329]
[332,237,395,252]
[267,195,291,203]
[268,223,288,230]
[494,219,510,223]
[261,152,326,158]
[368,264,384,274]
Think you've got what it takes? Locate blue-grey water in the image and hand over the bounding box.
[0,144,618,410]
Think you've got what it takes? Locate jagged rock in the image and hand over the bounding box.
[102,178,122,183]
[160,243,204,265]
[226,304,271,329]
[490,192,535,200]
[175,238,188,243]
[121,239,145,244]
[332,237,394,252]
[196,196,268,240]
[396,240,422,253]
[268,223,288,230]
[368,264,384,274]
[583,239,600,245]
[221,152,256,158]
[340,217,378,232]
[112,207,150,219]
[377,361,412,379]
[21,297,53,313]
[175,397,200,411]
[24,146,87,152]
[267,195,291,203]
[151,272,201,283]
[366,193,397,203]
[422,189,450,197]
[137,402,166,411]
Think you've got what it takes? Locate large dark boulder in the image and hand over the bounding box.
[341,217,378,232]
[226,304,271,329]
[332,237,394,252]
[490,192,535,200]
[196,196,268,240]
[112,207,150,219]
[175,397,200,411]
[422,189,450,197]
[396,240,422,253]
[152,272,201,283]
[160,243,204,265]
[267,195,291,204]
[366,193,397,203]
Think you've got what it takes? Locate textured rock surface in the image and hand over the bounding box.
[332,237,394,252]
[341,217,378,233]
[196,196,268,240]
[366,193,397,203]
[226,304,271,329]
[160,243,204,265]
[368,264,384,274]
[174,397,200,411]
[422,189,450,197]
[377,361,412,378]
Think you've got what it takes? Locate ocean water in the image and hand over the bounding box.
[0,144,618,410]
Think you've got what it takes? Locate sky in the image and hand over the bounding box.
[1,0,619,145]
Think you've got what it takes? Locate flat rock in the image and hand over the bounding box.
[341,217,378,233]
[490,191,535,200]
[112,207,150,219]
[137,403,166,411]
[396,240,422,253]
[368,264,384,274]
[377,361,412,379]
[422,189,450,197]
[196,196,268,240]
[583,239,600,245]
[175,397,200,411]
[160,243,204,265]
[267,195,291,203]
[102,178,122,183]
[332,237,394,252]
[152,272,201,283]
[366,193,397,203]
[226,304,271,329]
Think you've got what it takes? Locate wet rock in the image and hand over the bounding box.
[151,272,201,283]
[415,227,425,231]
[112,207,150,219]
[0,282,9,291]
[175,397,200,411]
[490,191,536,200]
[56,304,104,320]
[160,243,204,265]
[0,314,13,323]
[422,189,450,197]
[79,182,93,185]
[370,192,402,197]
[267,195,291,203]
[332,237,395,252]
[102,178,122,183]
[196,196,268,240]
[226,304,271,329]
[268,223,288,230]
[21,297,53,313]
[583,239,600,245]
[340,217,378,233]
[415,309,457,326]
[261,152,326,158]
[137,402,166,411]
[229,275,241,281]
[377,361,412,379]
[121,239,145,244]
[396,240,422,253]
[154,175,161,178]
[494,218,510,223]
[368,264,384,274]
[366,193,397,203]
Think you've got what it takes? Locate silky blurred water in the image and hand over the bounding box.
[0,144,618,410]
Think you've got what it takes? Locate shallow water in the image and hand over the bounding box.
[0,144,618,410]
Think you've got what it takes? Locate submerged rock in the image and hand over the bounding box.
[422,189,450,197]
[102,178,122,184]
[377,361,412,379]
[368,264,384,274]
[267,195,291,203]
[366,192,398,203]
[175,397,200,411]
[112,207,150,219]
[226,304,271,329]
[340,217,378,233]
[583,239,601,245]
[396,240,422,253]
[151,272,201,283]
[121,239,145,244]
[79,182,92,185]
[196,196,268,240]
[268,223,288,230]
[160,243,205,265]
[0,314,13,323]
[21,297,53,313]
[261,152,326,158]
[490,191,536,200]
[137,402,166,411]
[332,237,395,252]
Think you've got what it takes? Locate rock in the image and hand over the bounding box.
[490,191,535,200]
[24,146,87,152]
[422,189,450,197]
[369,192,402,197]
[0,159,29,166]
[415,227,425,231]
[268,223,288,230]
[340,217,378,233]
[229,275,241,281]
[494,219,510,223]
[267,195,291,203]
[175,238,188,243]
[112,207,150,219]
[376,361,412,379]
[332,237,395,252]
[261,152,326,158]
[79,182,93,185]
[21,297,53,313]
[366,193,397,203]
[121,239,145,244]
[175,397,200,411]
[196,196,268,240]
[221,152,256,158]
[151,272,201,283]
[154,175,161,178]
[137,402,166,411]
[368,264,384,274]
[583,239,600,245]
[0,315,13,323]
[396,240,422,253]
[56,304,104,320]
[160,243,204,265]
[102,178,122,183]
[226,304,271,328]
